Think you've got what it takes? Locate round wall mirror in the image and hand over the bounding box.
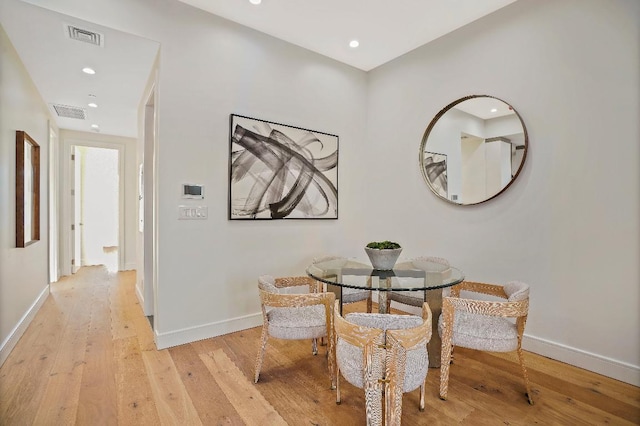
[419,95,528,205]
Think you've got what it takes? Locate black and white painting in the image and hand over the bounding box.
[229,114,338,220]
[424,152,448,198]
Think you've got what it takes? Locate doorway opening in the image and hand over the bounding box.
[73,145,120,272]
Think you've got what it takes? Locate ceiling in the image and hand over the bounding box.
[2,0,517,138]
[2,1,160,138]
[454,97,515,120]
[178,0,517,72]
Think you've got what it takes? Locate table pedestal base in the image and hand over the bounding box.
[425,288,443,368]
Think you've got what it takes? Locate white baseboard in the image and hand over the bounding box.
[149,308,640,387]
[523,334,640,387]
[0,286,50,367]
[124,262,136,271]
[155,312,263,350]
[135,282,145,309]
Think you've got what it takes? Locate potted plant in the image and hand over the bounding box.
[365,241,403,270]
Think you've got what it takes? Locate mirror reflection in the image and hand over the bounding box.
[16,130,40,247]
[420,95,528,205]
[24,143,34,242]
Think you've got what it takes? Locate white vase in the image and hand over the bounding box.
[364,247,403,270]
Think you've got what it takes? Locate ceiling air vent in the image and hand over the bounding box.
[51,104,87,120]
[65,24,104,47]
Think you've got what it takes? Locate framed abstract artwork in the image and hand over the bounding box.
[229,114,338,220]
[423,151,448,199]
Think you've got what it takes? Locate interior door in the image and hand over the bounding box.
[72,146,82,273]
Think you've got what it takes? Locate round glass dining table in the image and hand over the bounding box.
[307,257,465,367]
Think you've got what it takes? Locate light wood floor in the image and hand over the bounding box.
[1,267,638,425]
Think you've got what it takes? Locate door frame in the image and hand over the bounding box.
[141,85,157,317]
[60,136,126,275]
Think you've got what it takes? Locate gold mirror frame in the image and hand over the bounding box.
[16,130,40,247]
[419,95,528,205]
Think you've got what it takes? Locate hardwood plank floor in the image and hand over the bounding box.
[0,267,638,425]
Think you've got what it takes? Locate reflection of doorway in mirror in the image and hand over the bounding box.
[424,152,447,198]
[460,133,485,204]
[512,145,525,177]
[484,137,513,197]
[461,134,514,204]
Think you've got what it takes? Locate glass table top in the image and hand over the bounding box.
[306,257,465,292]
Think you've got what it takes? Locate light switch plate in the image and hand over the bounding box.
[178,205,208,220]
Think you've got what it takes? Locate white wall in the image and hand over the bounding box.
[0,25,52,364]
[59,130,138,272]
[366,0,639,383]
[148,3,368,344]
[24,0,369,347]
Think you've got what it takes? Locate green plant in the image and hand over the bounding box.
[366,241,401,250]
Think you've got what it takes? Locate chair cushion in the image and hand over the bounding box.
[345,313,423,330]
[504,281,530,301]
[258,275,279,293]
[389,257,453,306]
[389,287,455,305]
[389,291,424,307]
[312,255,348,267]
[342,287,371,303]
[438,311,518,352]
[337,313,428,392]
[411,256,449,270]
[267,306,327,340]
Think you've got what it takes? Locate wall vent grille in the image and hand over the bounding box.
[66,24,104,47]
[52,104,86,120]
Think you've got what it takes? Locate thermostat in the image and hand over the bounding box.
[182,184,204,199]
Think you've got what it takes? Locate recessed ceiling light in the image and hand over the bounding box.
[490,108,498,113]
[349,40,359,48]
[249,0,261,4]
[88,102,98,108]
[82,67,96,75]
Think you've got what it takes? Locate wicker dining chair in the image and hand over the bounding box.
[386,256,451,312]
[333,300,432,426]
[254,275,336,387]
[439,280,534,405]
[313,255,373,312]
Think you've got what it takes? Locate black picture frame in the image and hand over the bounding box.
[229,114,338,220]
